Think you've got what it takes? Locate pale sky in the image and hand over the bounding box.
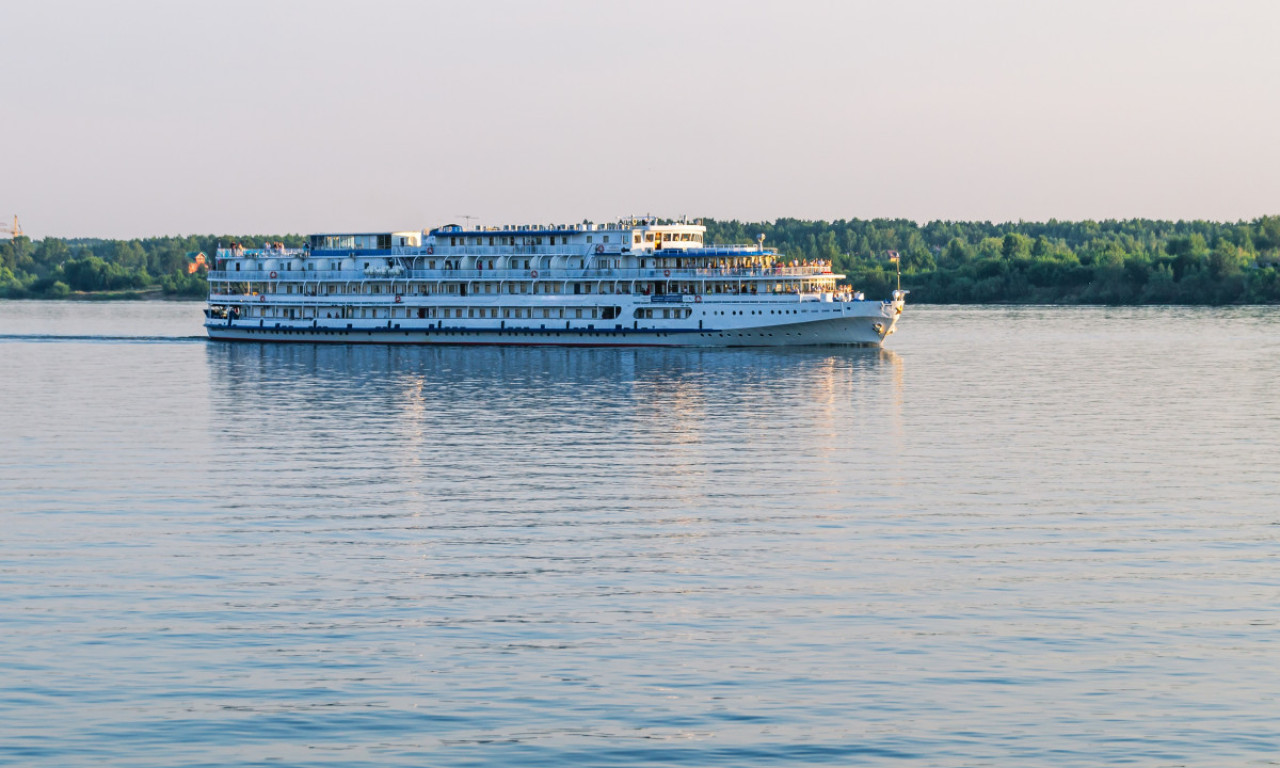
[3,0,1278,238]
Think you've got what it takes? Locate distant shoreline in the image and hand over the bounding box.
[3,293,1277,307]
[6,217,1280,304]
[1,288,198,302]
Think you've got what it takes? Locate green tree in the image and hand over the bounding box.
[111,241,147,271]
[1208,241,1247,278]
[1001,233,1030,259]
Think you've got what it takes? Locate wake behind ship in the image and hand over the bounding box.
[204,218,906,347]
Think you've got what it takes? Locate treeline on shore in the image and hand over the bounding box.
[4,218,1280,304]
[0,234,305,299]
[705,216,1280,304]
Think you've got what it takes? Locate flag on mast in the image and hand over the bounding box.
[887,250,900,262]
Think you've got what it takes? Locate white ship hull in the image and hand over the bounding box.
[205,302,902,347]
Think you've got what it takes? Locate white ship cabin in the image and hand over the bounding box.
[416,218,799,277]
[211,218,810,279]
[431,220,703,252]
[208,218,852,329]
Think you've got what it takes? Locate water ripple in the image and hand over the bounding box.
[1,302,1278,766]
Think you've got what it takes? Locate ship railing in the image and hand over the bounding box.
[669,266,834,277]
[215,248,308,258]
[648,291,847,303]
[208,290,852,304]
[208,270,368,281]
[658,246,777,256]
[211,245,791,261]
[205,266,839,282]
[419,244,627,257]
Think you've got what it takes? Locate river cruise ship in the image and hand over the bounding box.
[204,218,906,346]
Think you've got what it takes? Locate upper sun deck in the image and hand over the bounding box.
[430,217,707,253]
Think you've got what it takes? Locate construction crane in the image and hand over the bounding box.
[0,215,22,240]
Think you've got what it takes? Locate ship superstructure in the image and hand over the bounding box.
[204,218,905,346]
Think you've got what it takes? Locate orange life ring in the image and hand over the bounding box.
[269,270,278,279]
[259,295,265,302]
[663,269,671,278]
[426,245,434,255]
[530,269,539,279]
[695,295,702,303]
[595,244,604,254]
[394,295,402,303]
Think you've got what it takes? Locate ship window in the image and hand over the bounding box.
[645,233,654,242]
[586,236,593,244]
[603,236,609,243]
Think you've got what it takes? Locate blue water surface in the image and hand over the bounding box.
[0,301,1277,767]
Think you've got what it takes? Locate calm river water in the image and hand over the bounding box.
[1,300,1277,767]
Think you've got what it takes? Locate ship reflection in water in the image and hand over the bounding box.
[205,343,903,443]
[202,341,906,524]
